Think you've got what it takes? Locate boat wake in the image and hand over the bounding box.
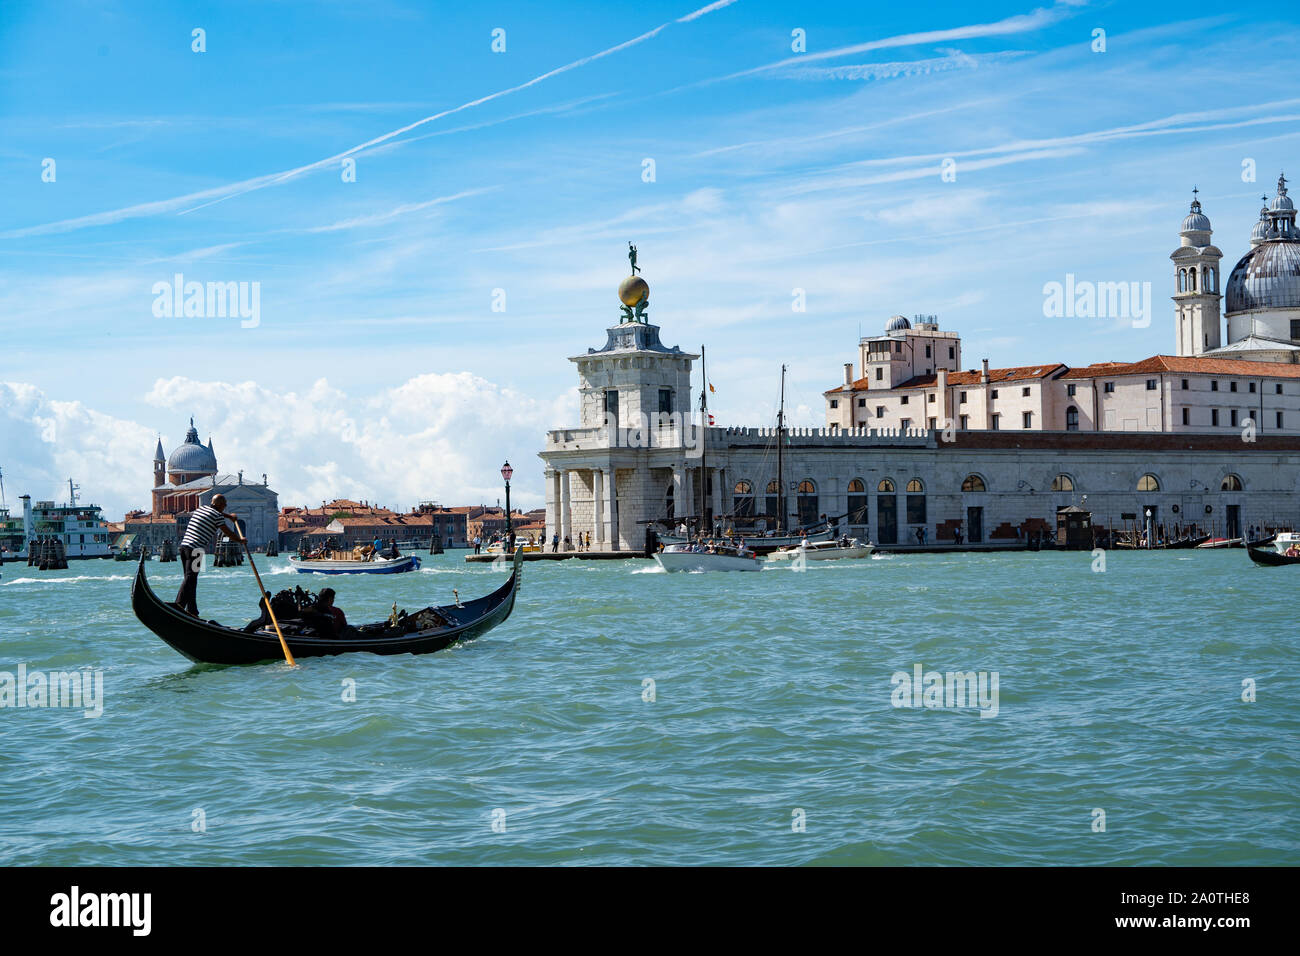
[2,574,133,586]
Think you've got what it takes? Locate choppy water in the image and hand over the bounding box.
[0,549,1295,865]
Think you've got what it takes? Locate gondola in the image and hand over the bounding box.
[1247,542,1300,566]
[131,548,523,665]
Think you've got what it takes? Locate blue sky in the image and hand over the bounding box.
[2,0,1299,516]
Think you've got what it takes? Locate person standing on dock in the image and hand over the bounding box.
[174,494,240,617]
[551,532,559,553]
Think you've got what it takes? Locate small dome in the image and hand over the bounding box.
[885,314,911,331]
[167,421,218,475]
[1181,196,1211,233]
[1251,216,1271,243]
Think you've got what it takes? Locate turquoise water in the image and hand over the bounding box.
[0,549,1295,866]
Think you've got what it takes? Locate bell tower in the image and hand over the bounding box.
[1170,189,1223,356]
[153,436,166,488]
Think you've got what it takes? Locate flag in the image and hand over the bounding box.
[708,383,715,393]
[708,414,715,425]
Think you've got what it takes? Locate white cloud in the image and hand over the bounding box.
[0,374,573,519]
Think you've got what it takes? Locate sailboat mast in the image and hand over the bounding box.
[700,344,707,536]
[777,364,786,533]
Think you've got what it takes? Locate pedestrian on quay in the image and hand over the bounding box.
[564,535,572,551]
[551,532,559,553]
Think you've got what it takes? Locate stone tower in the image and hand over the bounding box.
[153,437,166,488]
[1170,190,1223,356]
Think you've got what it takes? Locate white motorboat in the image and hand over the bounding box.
[767,537,874,562]
[288,552,421,574]
[653,542,763,572]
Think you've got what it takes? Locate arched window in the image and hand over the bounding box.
[1137,473,1160,492]
[1189,269,1197,291]
[961,474,986,492]
[1051,474,1074,492]
[1208,267,1217,292]
[877,478,895,493]
[1178,269,1186,292]
[1221,474,1243,491]
[764,480,781,521]
[1066,406,1079,431]
[733,479,754,518]
[847,479,868,527]
[665,481,675,520]
[905,479,926,524]
[796,479,819,527]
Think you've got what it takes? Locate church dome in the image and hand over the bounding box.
[1251,215,1271,244]
[1225,241,1300,314]
[168,421,217,475]
[885,314,911,331]
[1181,194,1211,234]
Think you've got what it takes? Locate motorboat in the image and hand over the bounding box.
[767,537,874,562]
[653,541,762,572]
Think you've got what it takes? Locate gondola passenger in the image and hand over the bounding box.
[315,588,348,638]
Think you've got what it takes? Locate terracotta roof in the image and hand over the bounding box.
[830,363,1066,393]
[1061,355,1300,379]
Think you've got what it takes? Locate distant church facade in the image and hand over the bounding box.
[124,419,279,548]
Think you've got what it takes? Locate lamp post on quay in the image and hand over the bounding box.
[501,461,514,551]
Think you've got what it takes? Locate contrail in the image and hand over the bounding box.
[705,1,1083,85]
[1,0,741,240]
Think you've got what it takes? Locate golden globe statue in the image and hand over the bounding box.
[618,275,649,307]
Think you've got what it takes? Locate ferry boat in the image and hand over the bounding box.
[767,537,874,562]
[3,481,115,560]
[654,541,762,572]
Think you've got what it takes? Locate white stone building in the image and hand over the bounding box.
[540,179,1300,550]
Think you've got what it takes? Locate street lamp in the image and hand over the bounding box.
[501,461,514,549]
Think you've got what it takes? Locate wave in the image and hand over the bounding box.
[2,574,133,586]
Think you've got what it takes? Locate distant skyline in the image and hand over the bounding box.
[3,0,1299,517]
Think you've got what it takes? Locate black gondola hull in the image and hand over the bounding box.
[131,550,523,665]
[1247,544,1300,566]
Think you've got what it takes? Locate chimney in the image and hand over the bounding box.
[843,363,854,386]
[980,358,990,384]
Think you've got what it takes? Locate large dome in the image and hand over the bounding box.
[1225,241,1300,314]
[168,422,217,475]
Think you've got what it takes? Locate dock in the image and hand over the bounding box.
[465,540,1040,562]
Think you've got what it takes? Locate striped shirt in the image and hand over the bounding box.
[181,505,229,550]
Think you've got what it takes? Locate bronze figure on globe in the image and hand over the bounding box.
[619,245,650,323]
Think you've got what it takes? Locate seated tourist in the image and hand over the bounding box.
[315,587,348,638]
[243,591,274,632]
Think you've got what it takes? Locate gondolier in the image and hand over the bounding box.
[174,494,241,616]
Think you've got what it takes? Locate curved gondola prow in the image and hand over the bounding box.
[1247,543,1300,566]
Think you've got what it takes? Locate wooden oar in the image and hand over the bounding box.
[235,529,296,667]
